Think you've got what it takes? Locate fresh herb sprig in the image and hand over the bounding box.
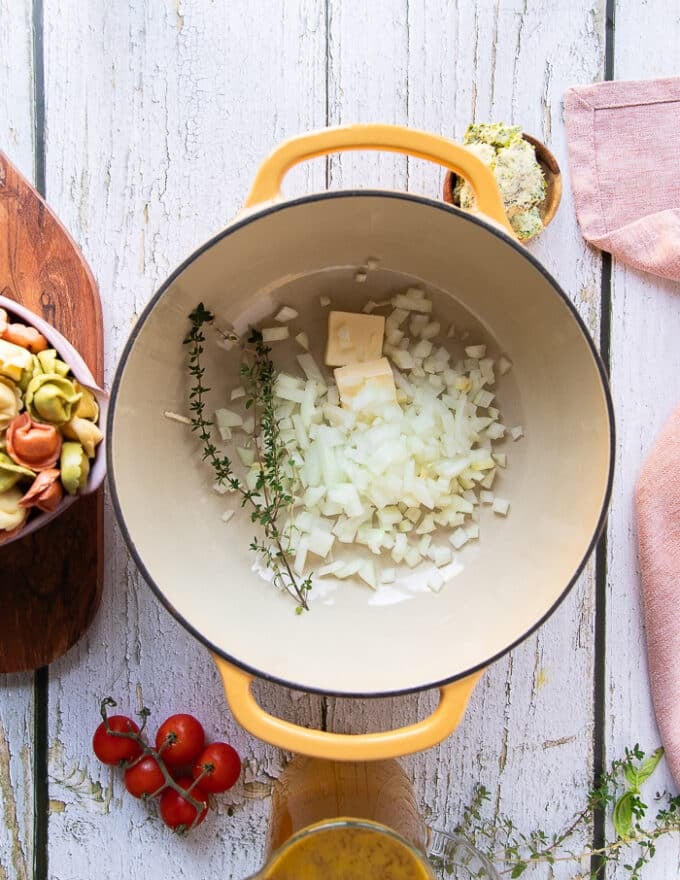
[184,304,311,613]
[437,745,679,879]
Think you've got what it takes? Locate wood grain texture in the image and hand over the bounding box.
[606,2,680,875]
[1,0,676,877]
[0,1,36,875]
[0,151,104,672]
[324,5,605,877]
[42,2,326,877]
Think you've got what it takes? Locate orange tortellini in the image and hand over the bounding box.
[19,468,63,513]
[6,413,62,470]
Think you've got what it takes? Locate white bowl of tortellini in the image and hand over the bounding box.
[0,295,107,545]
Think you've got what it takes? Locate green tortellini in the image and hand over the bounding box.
[18,349,71,393]
[0,452,35,493]
[36,349,71,377]
[60,441,90,495]
[25,372,82,425]
[0,377,21,430]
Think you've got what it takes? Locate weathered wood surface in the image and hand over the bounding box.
[1,0,679,877]
[605,2,680,877]
[0,0,36,876]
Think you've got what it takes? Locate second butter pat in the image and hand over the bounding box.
[334,357,396,408]
[325,311,385,366]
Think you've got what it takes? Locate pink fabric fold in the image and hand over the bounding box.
[636,407,680,787]
[564,77,680,281]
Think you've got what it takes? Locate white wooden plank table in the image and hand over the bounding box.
[0,1,678,877]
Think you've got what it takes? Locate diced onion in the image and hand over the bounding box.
[219,289,517,597]
[465,345,486,359]
[262,326,289,342]
[295,332,310,350]
[499,355,513,375]
[492,498,510,516]
[275,306,299,322]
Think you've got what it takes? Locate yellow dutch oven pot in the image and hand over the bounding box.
[108,125,614,760]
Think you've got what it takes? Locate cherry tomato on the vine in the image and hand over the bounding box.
[92,716,143,766]
[192,742,241,793]
[124,755,166,799]
[155,714,205,768]
[159,777,209,831]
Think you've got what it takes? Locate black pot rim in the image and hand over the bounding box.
[107,189,616,699]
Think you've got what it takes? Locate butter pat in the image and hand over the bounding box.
[334,358,396,408]
[325,311,385,366]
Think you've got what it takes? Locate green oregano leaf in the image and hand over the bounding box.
[635,747,664,786]
[613,791,635,838]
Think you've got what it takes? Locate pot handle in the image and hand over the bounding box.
[214,655,483,761]
[244,124,514,236]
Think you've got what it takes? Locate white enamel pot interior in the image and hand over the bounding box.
[108,127,614,759]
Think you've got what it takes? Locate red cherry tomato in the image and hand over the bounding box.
[159,777,209,831]
[192,742,241,793]
[155,714,205,768]
[124,755,166,799]
[92,716,143,766]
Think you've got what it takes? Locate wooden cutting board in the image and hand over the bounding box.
[0,151,103,673]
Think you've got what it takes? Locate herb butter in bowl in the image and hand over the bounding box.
[0,295,107,545]
[443,123,562,241]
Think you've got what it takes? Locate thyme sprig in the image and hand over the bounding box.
[184,304,312,613]
[437,745,679,880]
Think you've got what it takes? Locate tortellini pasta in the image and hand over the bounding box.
[36,349,70,377]
[0,377,21,430]
[60,442,90,495]
[6,413,62,470]
[19,469,63,513]
[25,372,82,425]
[0,485,29,533]
[73,382,99,421]
[0,338,33,383]
[0,452,35,493]
[3,323,48,353]
[62,417,104,458]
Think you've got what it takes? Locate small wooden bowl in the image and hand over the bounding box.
[442,132,562,240]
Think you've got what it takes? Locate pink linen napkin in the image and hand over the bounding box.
[564,77,680,281]
[636,407,680,787]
